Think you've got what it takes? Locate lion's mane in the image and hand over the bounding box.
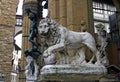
[38,18,62,46]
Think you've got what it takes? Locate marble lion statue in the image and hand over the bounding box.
[38,18,101,65]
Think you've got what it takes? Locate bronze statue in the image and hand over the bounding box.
[24,8,41,80]
[26,8,37,48]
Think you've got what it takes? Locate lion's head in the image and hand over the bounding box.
[38,18,60,36]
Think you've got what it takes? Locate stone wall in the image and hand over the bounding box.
[0,0,18,82]
[48,0,94,32]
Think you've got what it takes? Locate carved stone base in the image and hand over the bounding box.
[39,64,107,82]
[26,81,34,82]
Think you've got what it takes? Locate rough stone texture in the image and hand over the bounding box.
[48,0,93,32]
[39,65,107,82]
[41,65,107,75]
[48,0,59,20]
[0,0,17,27]
[0,0,18,82]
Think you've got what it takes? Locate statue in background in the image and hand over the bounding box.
[37,18,102,65]
[95,23,109,66]
[24,8,41,81]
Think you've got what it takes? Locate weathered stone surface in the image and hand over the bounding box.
[41,64,107,75]
[0,1,17,27]
[0,0,18,82]
[40,64,107,82]
[48,0,59,19]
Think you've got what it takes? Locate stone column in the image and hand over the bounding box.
[66,0,93,32]
[87,0,94,35]
[20,0,38,82]
[59,0,67,26]
[49,0,94,32]
[48,0,94,31]
[48,0,59,21]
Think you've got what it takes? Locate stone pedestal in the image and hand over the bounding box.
[26,81,34,82]
[39,64,107,82]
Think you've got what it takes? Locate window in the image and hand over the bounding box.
[93,2,103,14]
[106,5,116,15]
[93,1,116,15]
[16,18,22,26]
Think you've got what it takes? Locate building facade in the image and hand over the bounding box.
[0,0,18,82]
